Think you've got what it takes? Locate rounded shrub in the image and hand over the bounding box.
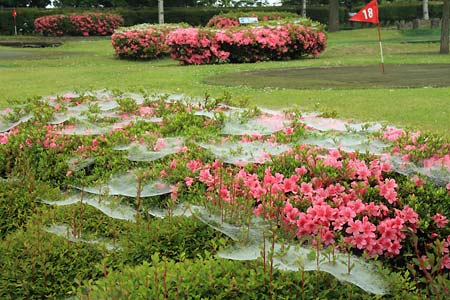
[167,24,327,65]
[111,24,185,59]
[34,13,123,36]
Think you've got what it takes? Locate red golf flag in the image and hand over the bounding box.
[12,8,17,18]
[349,0,379,24]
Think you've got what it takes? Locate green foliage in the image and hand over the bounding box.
[117,97,138,112]
[0,224,104,299]
[0,178,58,238]
[78,255,388,299]
[119,216,228,265]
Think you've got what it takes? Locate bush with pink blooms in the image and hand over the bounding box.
[166,27,227,65]
[111,24,187,60]
[167,24,326,65]
[34,13,123,36]
[1,91,450,299]
[206,11,298,28]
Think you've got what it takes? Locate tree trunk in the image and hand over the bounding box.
[423,0,429,20]
[440,0,449,54]
[302,0,307,18]
[328,0,339,32]
[158,0,164,25]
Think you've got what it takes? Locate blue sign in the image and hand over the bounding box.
[238,17,258,24]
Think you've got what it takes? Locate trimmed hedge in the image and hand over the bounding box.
[0,3,445,35]
[34,13,123,36]
[112,22,326,64]
[111,24,182,59]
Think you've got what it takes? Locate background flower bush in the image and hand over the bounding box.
[206,11,299,28]
[34,13,123,36]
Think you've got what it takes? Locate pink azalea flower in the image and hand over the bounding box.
[186,159,203,172]
[433,213,449,228]
[184,176,194,188]
[300,182,313,195]
[170,159,177,169]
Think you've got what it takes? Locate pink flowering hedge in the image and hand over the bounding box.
[111,24,184,60]
[34,13,123,36]
[206,11,298,28]
[167,24,326,65]
[111,23,326,64]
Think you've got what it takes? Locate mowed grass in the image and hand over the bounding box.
[204,64,450,89]
[0,28,449,134]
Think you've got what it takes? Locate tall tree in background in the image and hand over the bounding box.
[302,0,306,18]
[158,0,164,24]
[440,0,449,54]
[328,0,339,32]
[423,0,429,20]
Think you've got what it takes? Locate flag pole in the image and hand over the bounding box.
[377,23,385,74]
[12,8,17,36]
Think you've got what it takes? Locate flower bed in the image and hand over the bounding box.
[167,24,326,64]
[112,22,326,64]
[34,13,123,36]
[0,91,449,299]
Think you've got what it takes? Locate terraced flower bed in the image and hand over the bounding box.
[0,91,449,299]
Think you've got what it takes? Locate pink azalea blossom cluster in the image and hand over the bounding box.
[206,16,240,28]
[182,146,449,260]
[382,128,450,188]
[112,27,167,59]
[69,14,123,36]
[166,28,226,65]
[167,24,326,65]
[34,15,67,36]
[0,128,19,145]
[34,14,123,36]
[111,25,184,59]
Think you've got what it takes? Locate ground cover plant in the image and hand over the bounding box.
[0,90,449,299]
[34,13,124,36]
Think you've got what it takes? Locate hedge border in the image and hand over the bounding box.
[0,4,444,35]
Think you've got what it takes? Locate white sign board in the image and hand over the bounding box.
[238,17,258,24]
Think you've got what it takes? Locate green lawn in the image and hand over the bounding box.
[0,28,449,134]
[205,64,450,89]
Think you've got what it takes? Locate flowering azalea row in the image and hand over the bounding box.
[206,11,298,28]
[111,24,183,59]
[111,23,326,64]
[167,24,326,64]
[34,13,123,36]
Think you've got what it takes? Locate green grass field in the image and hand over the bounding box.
[204,64,450,89]
[0,28,449,134]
